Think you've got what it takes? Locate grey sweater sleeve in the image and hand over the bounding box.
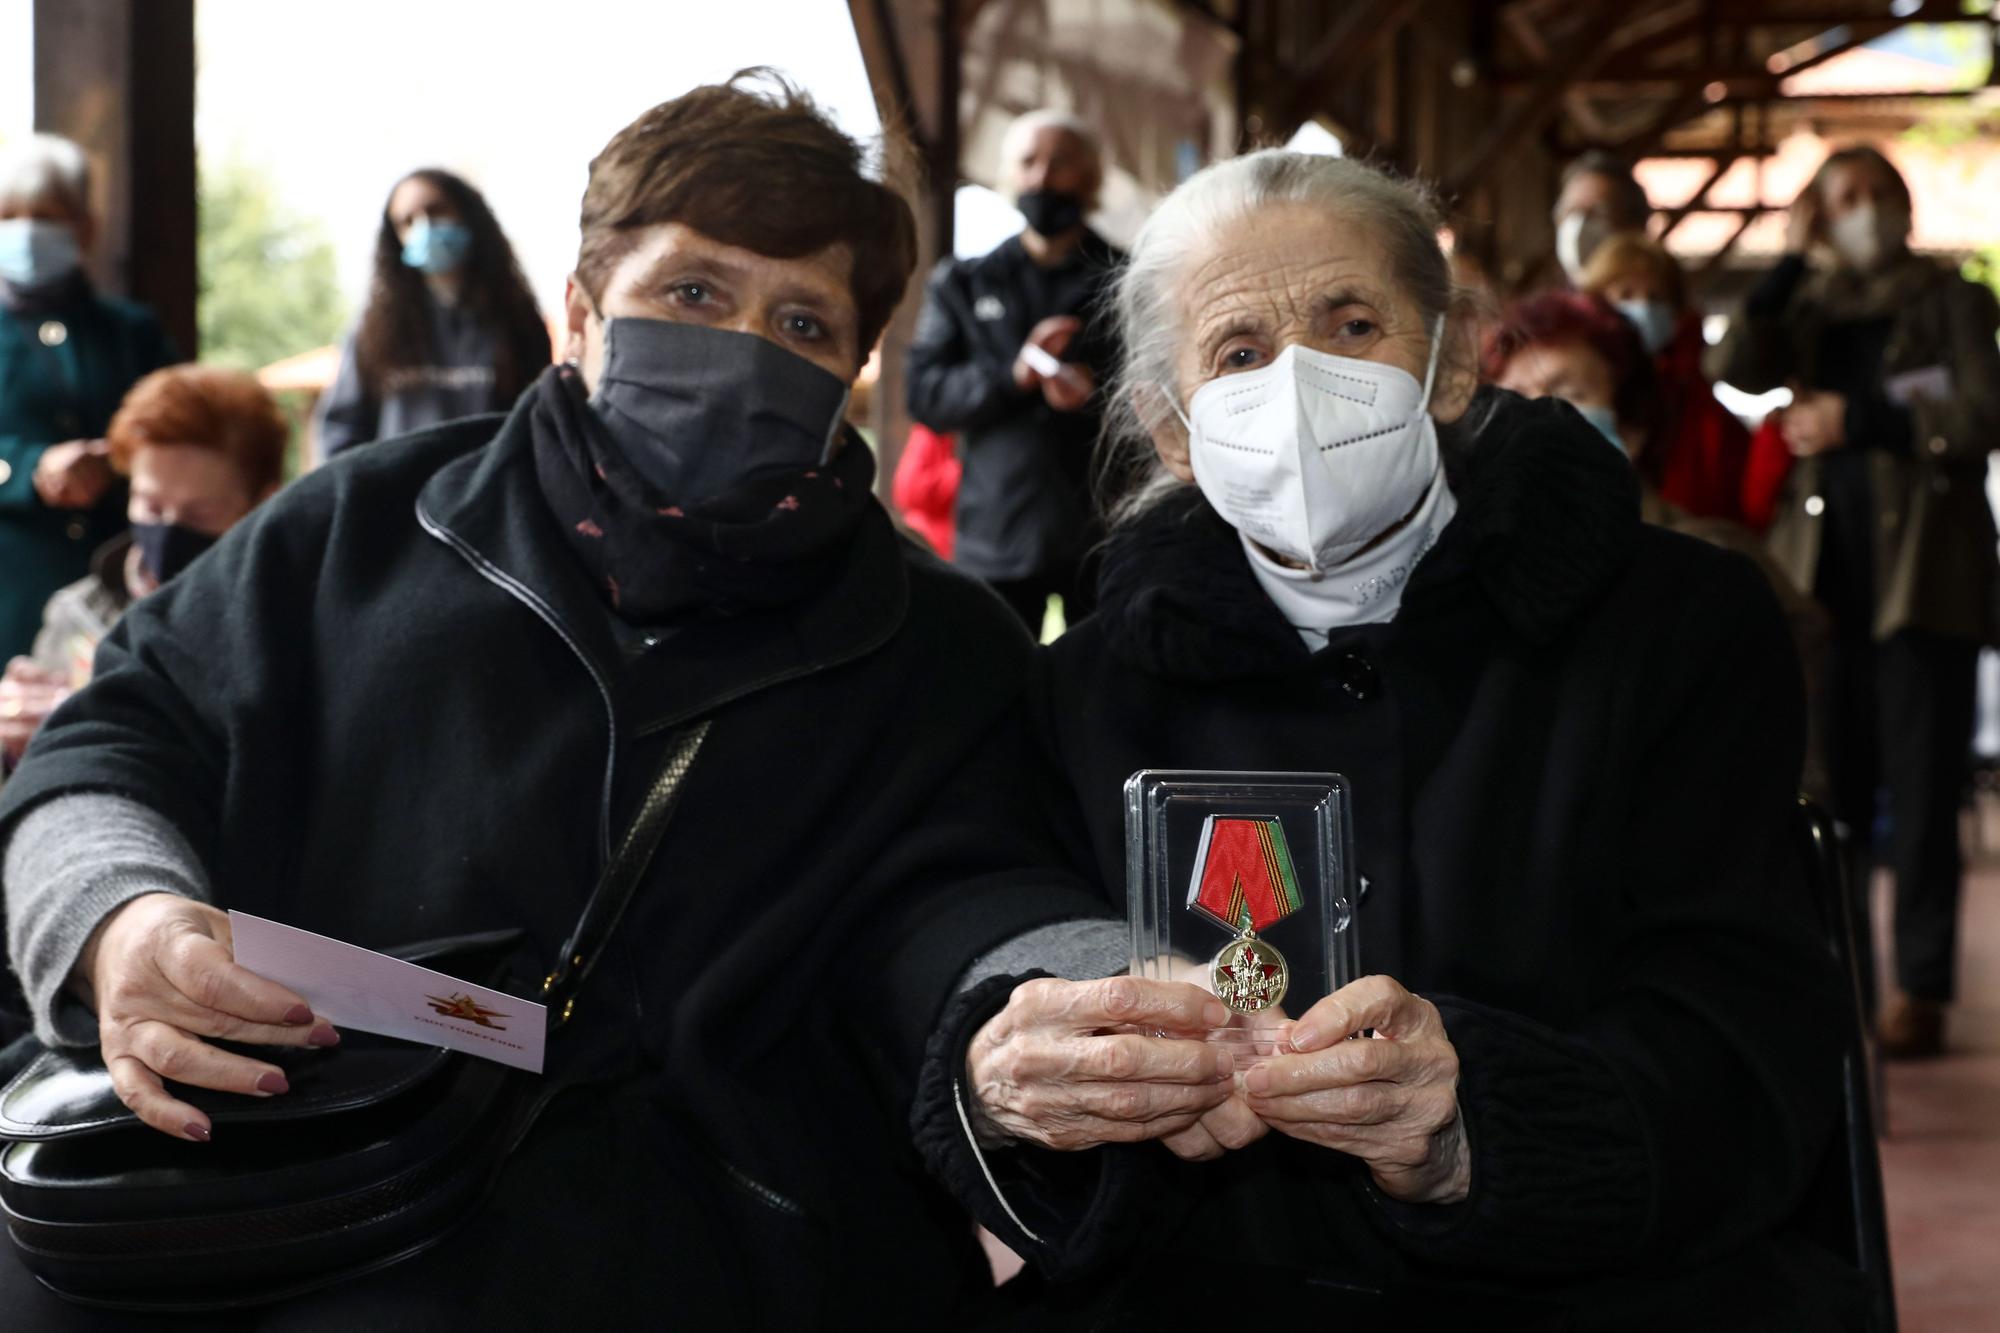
[954,917,1128,993]
[3,793,210,1047]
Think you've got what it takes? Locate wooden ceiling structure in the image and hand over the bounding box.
[852,0,1997,472]
[1222,0,1996,286]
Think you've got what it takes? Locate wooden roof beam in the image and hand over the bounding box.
[1443,6,1628,197]
[1280,0,1431,134]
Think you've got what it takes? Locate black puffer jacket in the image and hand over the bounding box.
[905,231,1122,581]
[917,392,1860,1329]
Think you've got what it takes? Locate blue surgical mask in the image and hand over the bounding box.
[1613,299,1678,356]
[1573,401,1629,454]
[0,219,81,287]
[400,217,474,275]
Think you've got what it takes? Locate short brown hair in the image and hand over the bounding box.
[576,69,917,362]
[107,365,289,495]
[1580,231,1687,310]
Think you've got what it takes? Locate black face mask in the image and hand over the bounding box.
[587,319,850,508]
[131,522,218,585]
[1016,189,1086,238]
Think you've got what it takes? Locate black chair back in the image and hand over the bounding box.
[1793,797,1897,1332]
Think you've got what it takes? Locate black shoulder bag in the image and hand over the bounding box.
[0,721,710,1312]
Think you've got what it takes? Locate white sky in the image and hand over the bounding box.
[194,0,888,323]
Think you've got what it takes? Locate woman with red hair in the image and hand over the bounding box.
[1484,290,1830,803]
[0,365,285,771]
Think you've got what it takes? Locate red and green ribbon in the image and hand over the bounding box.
[1186,815,1303,935]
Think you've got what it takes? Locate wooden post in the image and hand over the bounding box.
[32,0,197,358]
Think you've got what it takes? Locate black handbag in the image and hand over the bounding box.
[0,721,709,1312]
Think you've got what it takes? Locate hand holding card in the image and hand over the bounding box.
[229,912,546,1074]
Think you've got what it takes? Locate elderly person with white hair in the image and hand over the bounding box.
[912,151,1860,1326]
[905,108,1122,631]
[0,134,173,660]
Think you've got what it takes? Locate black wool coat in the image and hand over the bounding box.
[917,392,1860,1329]
[0,401,1102,1328]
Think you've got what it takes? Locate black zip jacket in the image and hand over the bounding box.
[0,398,1101,1326]
[905,231,1122,581]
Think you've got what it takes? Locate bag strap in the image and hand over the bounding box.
[540,719,711,1028]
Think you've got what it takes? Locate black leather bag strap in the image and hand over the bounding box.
[540,720,710,1028]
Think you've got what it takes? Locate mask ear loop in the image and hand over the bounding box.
[1418,313,1446,413]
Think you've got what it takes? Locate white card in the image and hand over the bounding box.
[1019,342,1065,379]
[229,911,546,1073]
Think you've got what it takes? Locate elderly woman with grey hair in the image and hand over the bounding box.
[913,151,1860,1326]
[0,134,173,662]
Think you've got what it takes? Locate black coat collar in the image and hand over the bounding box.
[1093,390,1640,681]
[414,394,909,736]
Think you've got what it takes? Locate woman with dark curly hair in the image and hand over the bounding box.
[314,168,550,457]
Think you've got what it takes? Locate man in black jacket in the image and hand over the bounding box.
[905,110,1123,632]
[0,73,1105,1326]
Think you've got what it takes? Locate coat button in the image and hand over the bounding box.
[1328,651,1378,701]
[0,458,10,486]
[38,320,66,347]
[65,520,85,540]
[1804,495,1826,517]
[1928,435,1948,456]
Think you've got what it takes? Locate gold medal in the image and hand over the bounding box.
[1187,814,1303,1015]
[1211,929,1289,1014]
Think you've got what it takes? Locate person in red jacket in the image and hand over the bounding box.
[889,422,959,559]
[1583,232,1751,522]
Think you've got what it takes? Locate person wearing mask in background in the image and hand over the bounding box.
[0,73,1101,1325]
[906,109,1123,632]
[0,134,174,660]
[1550,149,1652,289]
[1711,145,2000,1059]
[0,366,285,778]
[1486,289,1830,806]
[315,168,550,457]
[1583,231,1751,522]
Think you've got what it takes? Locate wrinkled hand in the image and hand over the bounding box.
[76,893,339,1141]
[1786,190,1821,255]
[1243,975,1470,1205]
[968,976,1235,1150]
[1781,389,1846,457]
[32,439,114,510]
[1012,315,1082,390]
[0,657,66,766]
[1157,1021,1289,1162]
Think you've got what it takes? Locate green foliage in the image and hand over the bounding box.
[1965,246,2000,307]
[196,159,347,374]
